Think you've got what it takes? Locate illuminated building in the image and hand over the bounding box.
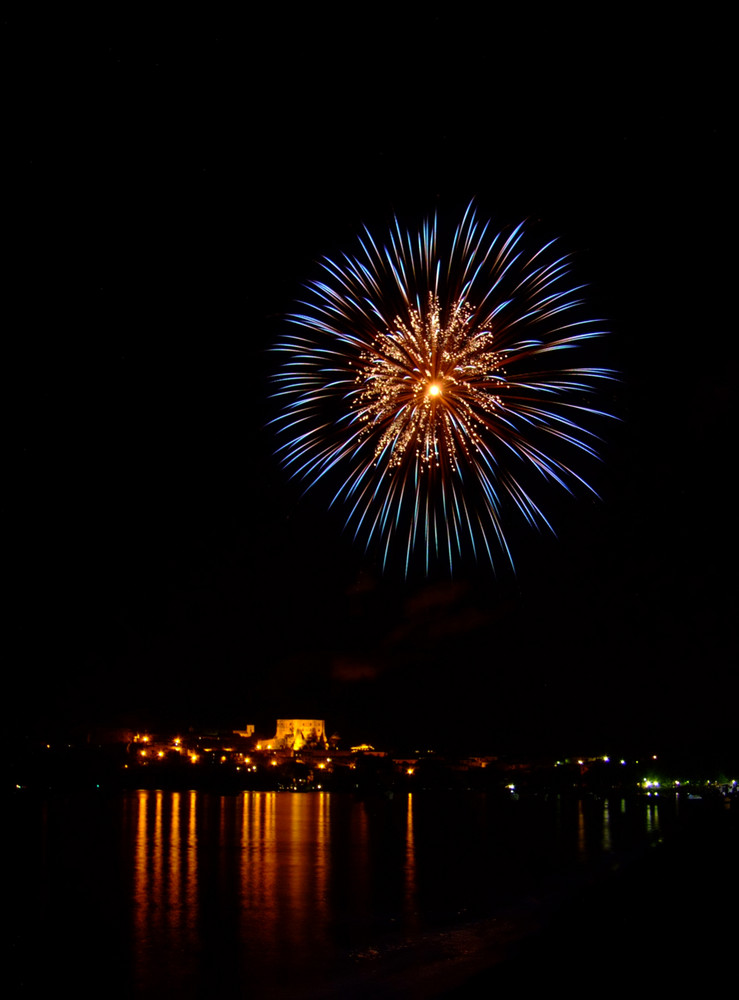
[269,719,327,751]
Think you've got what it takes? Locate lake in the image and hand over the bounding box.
[9,788,716,997]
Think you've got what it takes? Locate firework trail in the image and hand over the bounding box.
[272,203,615,574]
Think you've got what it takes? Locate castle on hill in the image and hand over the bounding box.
[267,719,327,751]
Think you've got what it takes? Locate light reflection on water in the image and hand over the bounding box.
[577,798,586,856]
[602,798,612,852]
[645,797,660,833]
[405,792,417,927]
[13,790,675,998]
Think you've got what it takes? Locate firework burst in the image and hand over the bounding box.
[272,203,615,574]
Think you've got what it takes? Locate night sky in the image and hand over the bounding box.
[6,11,734,756]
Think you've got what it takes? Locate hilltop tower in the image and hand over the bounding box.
[271,719,327,750]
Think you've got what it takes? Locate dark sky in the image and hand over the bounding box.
[6,11,734,755]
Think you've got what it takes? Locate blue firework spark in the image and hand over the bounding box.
[272,203,615,574]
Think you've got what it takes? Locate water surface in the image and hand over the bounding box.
[11,789,675,997]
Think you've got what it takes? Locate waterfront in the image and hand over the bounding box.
[10,788,735,997]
